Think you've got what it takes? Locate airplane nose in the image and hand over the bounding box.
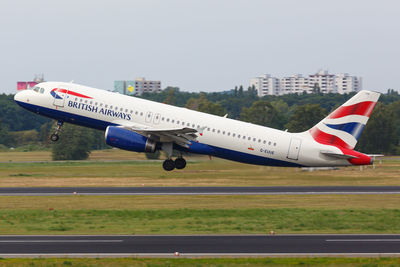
[14,90,29,104]
[14,90,23,102]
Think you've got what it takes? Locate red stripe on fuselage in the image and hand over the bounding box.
[328,101,376,119]
[52,88,93,99]
[309,127,352,150]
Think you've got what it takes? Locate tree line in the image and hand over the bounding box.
[0,87,399,159]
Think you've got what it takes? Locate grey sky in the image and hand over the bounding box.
[1,0,399,94]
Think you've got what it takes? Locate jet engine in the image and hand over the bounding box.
[105,126,156,153]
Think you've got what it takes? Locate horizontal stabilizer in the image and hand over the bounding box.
[320,150,357,159]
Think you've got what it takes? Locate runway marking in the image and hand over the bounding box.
[326,239,400,242]
[0,240,123,243]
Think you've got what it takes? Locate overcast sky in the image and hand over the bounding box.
[1,0,399,94]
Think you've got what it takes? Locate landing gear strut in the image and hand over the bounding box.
[50,121,63,142]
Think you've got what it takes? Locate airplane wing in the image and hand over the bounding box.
[113,120,199,148]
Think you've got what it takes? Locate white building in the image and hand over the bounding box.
[308,70,336,93]
[114,77,161,96]
[335,73,362,94]
[250,70,362,96]
[250,74,280,97]
[280,74,309,95]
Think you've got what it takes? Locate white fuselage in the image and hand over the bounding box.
[14,82,351,167]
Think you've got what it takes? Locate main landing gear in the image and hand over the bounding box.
[161,142,187,171]
[50,121,63,142]
[162,157,187,171]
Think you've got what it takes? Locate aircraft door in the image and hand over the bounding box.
[153,113,161,124]
[287,138,302,160]
[145,111,153,123]
[52,87,67,107]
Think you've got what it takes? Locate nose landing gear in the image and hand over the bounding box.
[50,121,63,142]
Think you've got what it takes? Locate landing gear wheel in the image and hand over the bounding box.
[162,159,175,171]
[175,158,186,169]
[50,134,59,142]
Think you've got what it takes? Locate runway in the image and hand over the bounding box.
[0,235,400,257]
[0,186,399,196]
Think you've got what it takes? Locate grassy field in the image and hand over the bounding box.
[0,150,399,252]
[1,257,400,267]
[0,150,399,187]
[1,208,399,235]
[0,195,398,234]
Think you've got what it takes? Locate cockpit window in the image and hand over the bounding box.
[33,87,39,92]
[40,88,44,94]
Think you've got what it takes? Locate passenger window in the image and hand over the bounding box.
[222,131,225,135]
[268,141,271,145]
[248,137,251,140]
[212,129,215,132]
[167,118,170,122]
[85,100,88,103]
[207,128,210,131]
[258,139,261,143]
[253,138,256,141]
[105,104,108,108]
[90,101,93,105]
[243,136,246,139]
[172,120,175,123]
[140,112,143,116]
[263,140,266,144]
[274,143,276,146]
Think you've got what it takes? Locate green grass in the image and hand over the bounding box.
[0,257,400,266]
[0,208,399,235]
[0,156,399,187]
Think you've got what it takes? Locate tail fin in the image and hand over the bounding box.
[309,90,380,150]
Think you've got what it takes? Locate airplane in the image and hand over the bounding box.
[14,82,380,171]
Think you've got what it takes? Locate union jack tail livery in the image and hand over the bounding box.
[309,90,380,150]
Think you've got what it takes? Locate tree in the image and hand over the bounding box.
[164,88,176,105]
[285,104,327,132]
[185,94,225,116]
[240,100,282,128]
[356,103,397,154]
[312,83,321,94]
[52,124,93,160]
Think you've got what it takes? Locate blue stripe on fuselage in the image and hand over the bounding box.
[15,100,302,167]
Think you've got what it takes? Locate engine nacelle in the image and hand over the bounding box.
[105,126,156,153]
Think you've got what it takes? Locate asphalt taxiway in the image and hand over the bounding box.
[0,235,399,257]
[0,186,399,196]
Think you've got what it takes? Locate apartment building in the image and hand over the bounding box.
[251,70,362,96]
